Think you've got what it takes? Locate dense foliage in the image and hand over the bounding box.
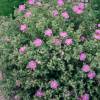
[0,0,100,100]
[92,0,100,22]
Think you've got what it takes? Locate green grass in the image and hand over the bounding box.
[0,0,26,16]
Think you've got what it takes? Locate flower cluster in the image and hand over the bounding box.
[1,0,100,100]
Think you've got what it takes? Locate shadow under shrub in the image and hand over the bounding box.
[0,0,100,100]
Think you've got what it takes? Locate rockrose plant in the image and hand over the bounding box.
[0,0,100,100]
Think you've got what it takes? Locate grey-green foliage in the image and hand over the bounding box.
[0,1,100,100]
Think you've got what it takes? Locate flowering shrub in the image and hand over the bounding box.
[0,0,100,100]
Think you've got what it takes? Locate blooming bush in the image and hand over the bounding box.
[0,0,100,100]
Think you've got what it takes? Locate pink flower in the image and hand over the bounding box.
[72,5,84,14]
[33,38,43,47]
[27,60,37,70]
[53,10,58,17]
[28,0,35,5]
[97,24,100,28]
[50,80,59,89]
[19,46,26,54]
[80,35,86,42]
[59,32,68,37]
[87,71,96,79]
[65,38,73,46]
[44,28,53,37]
[35,89,44,97]
[94,29,100,40]
[14,95,20,100]
[20,24,27,32]
[82,64,90,72]
[62,11,69,19]
[79,52,86,61]
[95,29,100,34]
[53,38,61,45]
[80,93,89,100]
[57,0,64,6]
[78,3,85,10]
[94,34,100,40]
[24,11,32,17]
[18,4,25,12]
